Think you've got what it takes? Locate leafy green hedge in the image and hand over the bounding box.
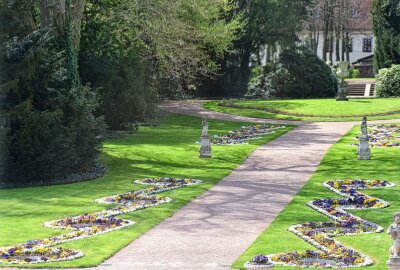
[247,48,337,98]
[375,65,400,97]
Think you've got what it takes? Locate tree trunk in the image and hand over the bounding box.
[329,34,333,63]
[345,32,350,61]
[322,26,329,61]
[18,0,36,35]
[341,37,345,61]
[40,0,86,49]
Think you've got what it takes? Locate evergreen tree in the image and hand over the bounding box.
[372,0,400,71]
[1,0,102,184]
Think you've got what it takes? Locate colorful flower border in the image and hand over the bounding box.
[351,124,400,148]
[0,177,202,264]
[206,124,286,145]
[245,179,396,268]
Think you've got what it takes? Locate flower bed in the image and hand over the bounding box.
[245,179,395,268]
[351,124,400,148]
[209,124,285,145]
[0,177,201,264]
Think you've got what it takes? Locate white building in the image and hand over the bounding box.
[301,32,374,66]
[258,0,375,76]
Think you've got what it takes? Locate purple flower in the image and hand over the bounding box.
[252,254,269,264]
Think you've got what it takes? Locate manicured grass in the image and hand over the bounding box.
[0,114,292,268]
[232,125,400,270]
[204,98,400,122]
[345,78,375,81]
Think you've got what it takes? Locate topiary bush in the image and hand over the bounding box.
[375,65,400,97]
[247,47,337,98]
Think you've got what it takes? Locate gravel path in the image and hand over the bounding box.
[95,101,354,270]
[4,100,397,270]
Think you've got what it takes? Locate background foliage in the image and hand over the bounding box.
[247,48,337,99]
[372,0,400,71]
[375,64,400,97]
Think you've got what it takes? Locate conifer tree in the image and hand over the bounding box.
[372,0,400,71]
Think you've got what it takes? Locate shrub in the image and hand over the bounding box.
[350,68,361,78]
[247,66,264,97]
[375,65,400,97]
[247,48,337,98]
[3,28,103,184]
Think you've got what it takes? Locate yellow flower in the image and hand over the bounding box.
[334,182,340,189]
[355,257,364,264]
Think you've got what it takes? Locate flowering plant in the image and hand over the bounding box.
[245,179,395,268]
[0,177,202,264]
[210,124,285,145]
[351,124,400,148]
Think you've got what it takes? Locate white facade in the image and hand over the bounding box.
[303,31,375,65]
[257,31,375,66]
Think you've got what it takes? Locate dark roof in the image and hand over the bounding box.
[352,54,374,65]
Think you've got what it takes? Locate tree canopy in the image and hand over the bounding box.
[372,0,400,71]
[0,0,313,185]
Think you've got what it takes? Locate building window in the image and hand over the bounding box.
[346,38,353,53]
[363,38,372,52]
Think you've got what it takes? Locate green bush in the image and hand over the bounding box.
[350,68,361,78]
[247,48,337,98]
[375,65,400,97]
[3,28,103,184]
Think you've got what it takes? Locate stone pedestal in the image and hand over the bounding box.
[358,136,371,160]
[336,80,349,101]
[388,256,400,270]
[199,136,212,158]
[336,62,349,101]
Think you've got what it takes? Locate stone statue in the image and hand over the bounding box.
[388,212,400,268]
[361,116,368,137]
[199,117,211,158]
[202,117,209,137]
[358,117,371,160]
[336,61,349,101]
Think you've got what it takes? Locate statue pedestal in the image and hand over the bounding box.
[358,136,371,160]
[388,256,400,270]
[199,136,212,158]
[336,84,349,101]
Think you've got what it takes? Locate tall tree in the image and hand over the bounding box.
[200,0,312,97]
[372,0,400,71]
[79,0,240,129]
[2,0,102,184]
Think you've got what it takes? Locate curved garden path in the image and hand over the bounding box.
[4,100,399,270]
[94,101,356,269]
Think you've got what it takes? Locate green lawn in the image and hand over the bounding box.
[0,114,292,268]
[345,78,375,81]
[204,98,400,121]
[232,125,400,270]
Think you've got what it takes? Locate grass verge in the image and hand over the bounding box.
[232,125,400,270]
[204,99,400,122]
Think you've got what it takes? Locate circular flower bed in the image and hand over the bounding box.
[0,177,202,264]
[210,124,285,145]
[245,179,396,268]
[352,124,400,148]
